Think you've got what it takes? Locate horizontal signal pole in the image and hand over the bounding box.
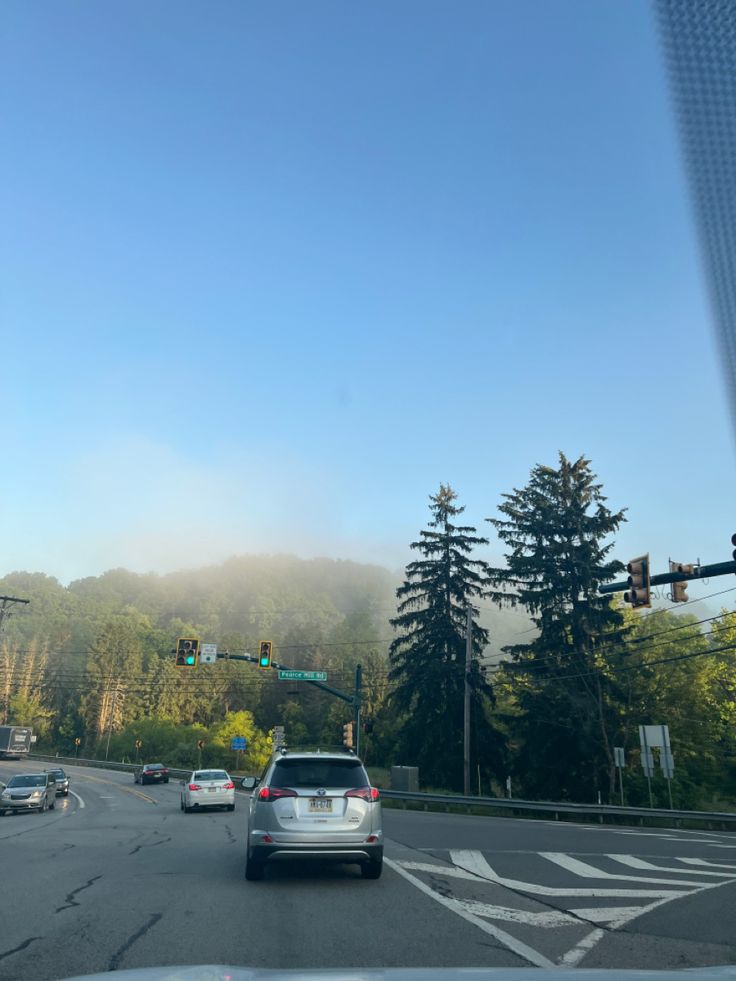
[216,652,357,705]
[600,559,736,595]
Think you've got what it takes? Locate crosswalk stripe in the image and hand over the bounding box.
[454,900,578,927]
[569,905,652,925]
[447,850,687,898]
[607,854,736,878]
[677,857,736,870]
[540,851,701,887]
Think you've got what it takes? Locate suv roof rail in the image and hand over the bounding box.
[274,744,360,757]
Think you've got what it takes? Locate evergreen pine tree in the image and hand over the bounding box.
[389,485,505,790]
[487,453,626,800]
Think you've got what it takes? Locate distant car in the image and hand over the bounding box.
[134,763,169,785]
[45,767,70,796]
[241,749,383,881]
[0,772,57,814]
[180,769,235,813]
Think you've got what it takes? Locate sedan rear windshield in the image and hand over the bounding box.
[144,764,165,770]
[270,759,368,790]
[7,775,46,788]
[194,771,229,782]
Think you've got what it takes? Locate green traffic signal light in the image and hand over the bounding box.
[258,640,273,668]
[176,637,199,668]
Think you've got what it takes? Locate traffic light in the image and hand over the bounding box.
[175,638,200,667]
[343,722,354,749]
[624,555,651,609]
[670,561,694,603]
[258,640,273,669]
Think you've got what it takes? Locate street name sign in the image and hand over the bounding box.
[278,670,327,681]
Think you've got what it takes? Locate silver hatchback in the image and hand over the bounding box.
[242,749,383,881]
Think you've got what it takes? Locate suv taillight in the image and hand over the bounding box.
[345,786,380,802]
[258,786,298,802]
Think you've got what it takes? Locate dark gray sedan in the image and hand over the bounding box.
[45,767,70,796]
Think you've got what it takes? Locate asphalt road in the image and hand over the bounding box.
[1,760,736,979]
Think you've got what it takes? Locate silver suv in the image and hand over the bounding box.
[242,749,383,881]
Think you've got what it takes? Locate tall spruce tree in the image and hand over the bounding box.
[487,453,625,800]
[389,485,505,791]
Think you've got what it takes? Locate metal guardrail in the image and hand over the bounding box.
[26,752,191,781]
[379,789,736,828]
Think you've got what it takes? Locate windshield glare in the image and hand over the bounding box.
[8,775,46,788]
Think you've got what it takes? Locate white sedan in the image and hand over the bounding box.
[180,769,236,813]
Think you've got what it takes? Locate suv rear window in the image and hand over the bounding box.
[270,758,368,790]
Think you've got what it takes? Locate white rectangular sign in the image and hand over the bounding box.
[200,643,218,665]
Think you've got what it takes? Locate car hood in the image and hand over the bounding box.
[65,966,736,981]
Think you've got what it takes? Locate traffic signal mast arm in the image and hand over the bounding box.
[600,559,736,595]
[216,651,359,706]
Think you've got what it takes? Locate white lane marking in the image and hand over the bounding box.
[569,906,649,925]
[447,851,686,898]
[540,852,700,887]
[69,790,85,808]
[607,854,736,878]
[99,796,114,799]
[454,900,578,927]
[384,857,555,968]
[614,830,736,845]
[559,929,606,967]
[677,857,736,870]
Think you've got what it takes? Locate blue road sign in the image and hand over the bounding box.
[230,737,247,751]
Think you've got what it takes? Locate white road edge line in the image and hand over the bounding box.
[69,790,85,809]
[384,857,555,969]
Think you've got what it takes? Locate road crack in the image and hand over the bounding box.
[0,937,43,962]
[108,913,162,971]
[0,937,43,961]
[55,875,102,913]
[128,835,171,856]
[224,824,237,844]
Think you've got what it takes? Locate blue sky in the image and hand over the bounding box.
[1,0,734,598]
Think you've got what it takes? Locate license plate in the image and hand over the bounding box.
[308,798,333,812]
[207,788,217,793]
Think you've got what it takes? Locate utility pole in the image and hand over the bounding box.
[0,595,30,633]
[354,663,363,758]
[0,596,30,725]
[464,605,472,796]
